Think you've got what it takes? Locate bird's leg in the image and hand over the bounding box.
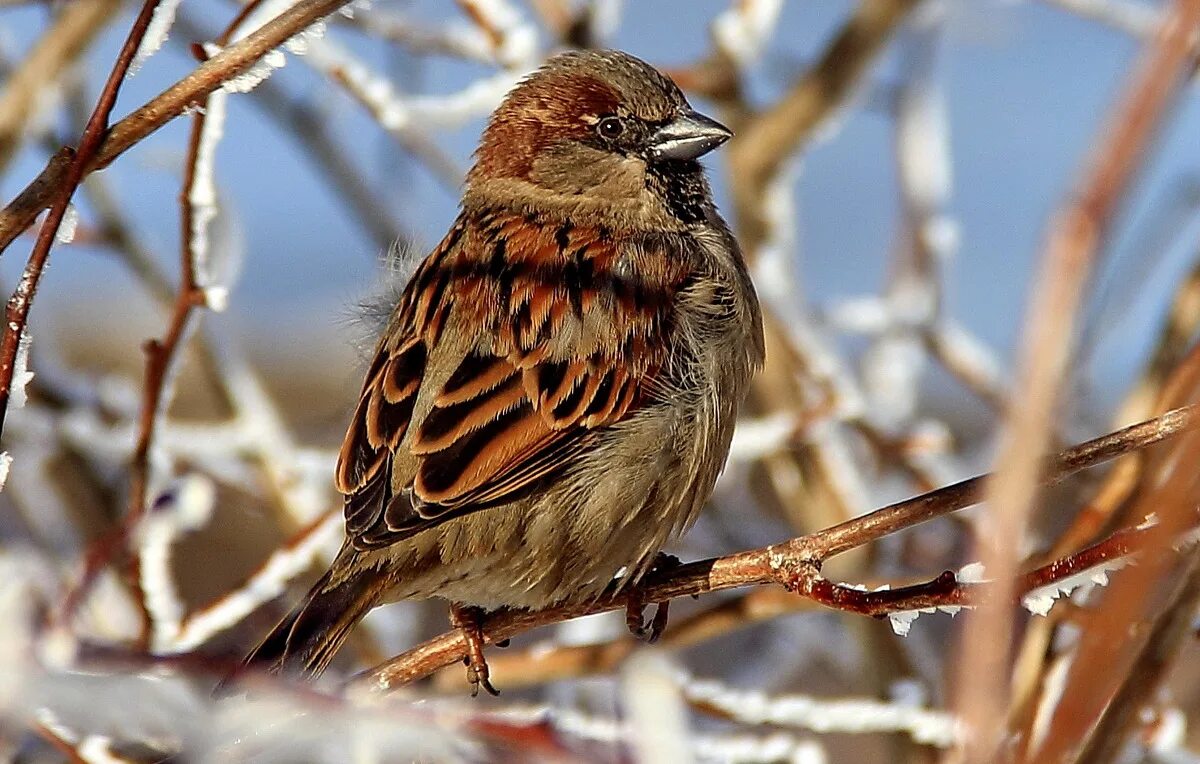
[624,553,681,644]
[449,603,499,697]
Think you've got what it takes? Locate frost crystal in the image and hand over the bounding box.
[338,0,372,19]
[1021,558,1130,617]
[10,330,33,409]
[886,601,966,637]
[713,0,783,68]
[888,609,925,637]
[957,562,987,583]
[222,49,287,94]
[130,0,184,73]
[186,59,233,312]
[884,567,984,636]
[55,204,78,243]
[203,286,229,312]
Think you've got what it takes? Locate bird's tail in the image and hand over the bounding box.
[223,562,386,689]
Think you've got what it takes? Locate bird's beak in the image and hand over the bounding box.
[647,110,733,162]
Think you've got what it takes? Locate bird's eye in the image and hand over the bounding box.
[596,116,624,139]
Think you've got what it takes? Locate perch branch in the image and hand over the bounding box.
[353,405,1197,693]
[466,519,1157,691]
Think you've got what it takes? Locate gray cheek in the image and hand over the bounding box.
[529,146,636,195]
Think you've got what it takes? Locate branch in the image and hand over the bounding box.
[0,0,165,441]
[351,405,1198,693]
[1039,0,1164,38]
[0,0,358,256]
[1029,346,1200,760]
[0,0,122,172]
[954,0,1200,754]
[64,0,280,640]
[466,517,1162,692]
[727,0,921,258]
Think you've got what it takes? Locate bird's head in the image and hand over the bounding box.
[467,50,731,227]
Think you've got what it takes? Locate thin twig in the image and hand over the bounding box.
[954,0,1200,756]
[727,0,921,260]
[0,0,123,172]
[55,0,266,631]
[1029,340,1200,762]
[1048,250,1200,562]
[99,0,272,646]
[0,0,166,442]
[0,0,358,255]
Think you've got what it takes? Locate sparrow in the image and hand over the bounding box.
[238,49,764,695]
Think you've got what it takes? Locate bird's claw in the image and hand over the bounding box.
[624,552,680,643]
[626,596,669,643]
[450,604,500,697]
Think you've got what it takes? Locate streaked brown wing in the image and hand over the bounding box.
[335,209,691,550]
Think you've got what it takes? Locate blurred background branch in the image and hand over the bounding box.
[1,0,1199,762]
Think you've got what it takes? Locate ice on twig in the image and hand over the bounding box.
[55,204,78,243]
[887,563,984,636]
[684,673,959,747]
[713,0,783,67]
[1022,557,1130,617]
[222,49,287,94]
[10,329,34,409]
[203,286,229,312]
[140,475,217,651]
[185,58,243,313]
[957,562,987,583]
[130,0,184,73]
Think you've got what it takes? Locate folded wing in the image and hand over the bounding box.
[335,210,693,550]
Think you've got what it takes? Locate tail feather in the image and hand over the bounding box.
[222,566,385,691]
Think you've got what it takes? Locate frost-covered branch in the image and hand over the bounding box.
[954,0,1200,753]
[0,0,166,445]
[0,0,360,254]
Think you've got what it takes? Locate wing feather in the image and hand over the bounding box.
[334,210,692,550]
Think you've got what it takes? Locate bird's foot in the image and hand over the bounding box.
[449,604,499,697]
[624,553,681,644]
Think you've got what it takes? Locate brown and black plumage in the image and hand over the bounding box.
[237,49,763,694]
